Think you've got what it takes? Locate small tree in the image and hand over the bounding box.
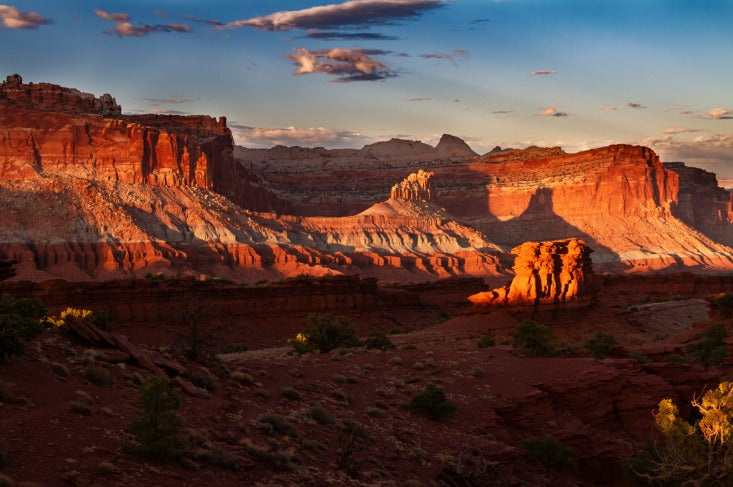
[585,333,618,362]
[0,294,46,362]
[305,313,360,353]
[685,323,728,366]
[408,383,456,420]
[128,376,186,462]
[513,320,558,357]
[629,382,733,485]
[715,293,733,319]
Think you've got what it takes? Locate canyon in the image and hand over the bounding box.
[1,76,732,283]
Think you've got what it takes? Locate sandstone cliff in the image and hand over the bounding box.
[390,169,435,201]
[665,162,733,247]
[469,238,595,308]
[239,141,733,271]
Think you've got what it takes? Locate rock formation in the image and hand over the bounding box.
[665,162,733,247]
[469,238,595,308]
[0,74,121,116]
[390,169,435,201]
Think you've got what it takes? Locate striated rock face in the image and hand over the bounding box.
[0,74,121,116]
[469,238,595,308]
[665,162,733,247]
[0,77,289,213]
[390,169,435,201]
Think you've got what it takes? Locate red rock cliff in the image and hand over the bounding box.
[390,169,435,201]
[469,238,595,308]
[0,76,289,213]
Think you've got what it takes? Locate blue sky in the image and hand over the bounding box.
[1,0,732,184]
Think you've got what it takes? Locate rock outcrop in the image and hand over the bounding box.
[390,169,435,201]
[0,74,121,116]
[469,238,596,308]
[665,162,733,247]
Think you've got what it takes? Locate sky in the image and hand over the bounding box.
[1,0,732,185]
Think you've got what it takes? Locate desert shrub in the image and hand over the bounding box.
[661,353,687,363]
[364,331,395,350]
[477,335,495,348]
[188,369,217,392]
[627,382,733,485]
[408,383,456,420]
[256,413,298,437]
[309,403,335,425]
[281,387,301,401]
[83,365,115,386]
[685,323,728,366]
[223,343,248,354]
[306,313,360,353]
[715,293,733,318]
[288,332,313,355]
[0,294,46,362]
[585,333,618,361]
[512,320,558,357]
[144,272,165,281]
[240,438,298,472]
[127,376,186,462]
[629,350,650,364]
[523,435,577,470]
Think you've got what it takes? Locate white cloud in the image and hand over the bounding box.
[530,70,556,75]
[706,108,733,120]
[231,125,376,148]
[286,48,397,82]
[0,4,50,29]
[540,106,568,117]
[94,9,192,37]
[218,0,445,31]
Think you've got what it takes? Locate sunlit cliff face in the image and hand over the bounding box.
[469,238,595,308]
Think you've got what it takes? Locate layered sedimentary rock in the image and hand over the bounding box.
[468,238,595,308]
[665,162,733,247]
[0,79,502,283]
[0,76,288,213]
[0,74,121,116]
[390,169,435,201]
[241,141,733,271]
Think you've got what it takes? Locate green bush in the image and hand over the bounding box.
[188,369,217,392]
[364,331,395,350]
[627,383,733,485]
[477,335,495,348]
[629,350,650,364]
[512,320,558,357]
[661,353,687,363]
[715,293,733,318]
[523,435,577,470]
[0,293,46,362]
[585,333,618,361]
[305,313,360,353]
[685,323,728,366]
[408,383,456,420]
[128,376,186,462]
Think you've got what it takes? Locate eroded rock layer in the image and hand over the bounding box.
[469,238,595,308]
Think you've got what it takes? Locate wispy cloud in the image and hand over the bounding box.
[541,107,568,117]
[231,125,375,148]
[640,132,733,178]
[406,97,431,102]
[627,102,647,109]
[150,108,190,115]
[663,127,705,135]
[601,107,618,112]
[420,49,468,65]
[302,31,398,40]
[531,70,556,75]
[706,108,733,120]
[184,14,223,26]
[94,9,192,37]
[218,0,445,31]
[0,4,50,29]
[143,97,193,105]
[286,47,397,82]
